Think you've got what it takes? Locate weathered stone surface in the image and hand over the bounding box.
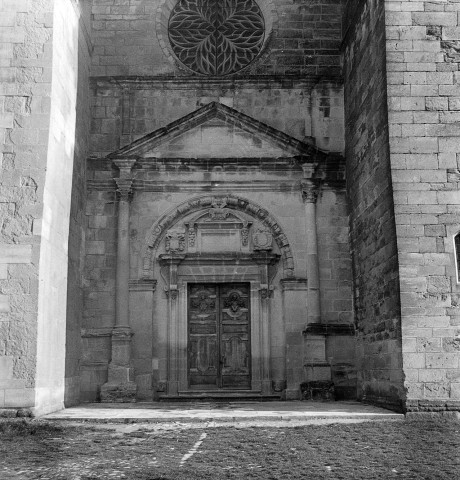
[2,0,459,414]
[0,0,92,414]
[100,382,137,403]
[384,0,460,411]
[343,0,404,410]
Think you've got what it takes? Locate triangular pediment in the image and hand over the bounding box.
[107,102,322,160]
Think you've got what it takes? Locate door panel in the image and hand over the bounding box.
[187,283,251,390]
[220,284,251,389]
[188,285,218,388]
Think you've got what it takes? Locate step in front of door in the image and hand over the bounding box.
[159,390,282,402]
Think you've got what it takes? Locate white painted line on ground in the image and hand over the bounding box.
[179,432,207,467]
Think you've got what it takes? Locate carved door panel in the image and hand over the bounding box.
[220,284,251,389]
[188,283,251,390]
[188,284,218,388]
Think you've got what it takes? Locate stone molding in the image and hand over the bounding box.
[81,328,112,338]
[302,323,355,336]
[128,279,157,292]
[280,278,308,290]
[87,179,347,194]
[91,76,342,91]
[405,400,460,413]
[111,325,133,339]
[159,252,280,265]
[142,194,295,278]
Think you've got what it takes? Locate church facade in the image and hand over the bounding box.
[1,0,459,415]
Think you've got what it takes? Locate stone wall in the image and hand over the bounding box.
[0,0,91,415]
[342,0,405,410]
[90,0,342,77]
[385,0,460,411]
[0,0,55,413]
[65,1,93,407]
[90,78,345,156]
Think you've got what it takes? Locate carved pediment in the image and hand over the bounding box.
[107,102,323,161]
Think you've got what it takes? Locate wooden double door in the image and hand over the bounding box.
[188,283,251,389]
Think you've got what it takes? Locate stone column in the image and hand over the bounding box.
[301,170,331,387]
[101,158,137,402]
[301,176,321,325]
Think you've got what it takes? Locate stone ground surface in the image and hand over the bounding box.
[1,410,459,480]
[42,400,404,424]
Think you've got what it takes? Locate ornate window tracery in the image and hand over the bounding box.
[168,0,265,76]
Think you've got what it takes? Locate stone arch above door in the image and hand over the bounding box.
[141,194,295,278]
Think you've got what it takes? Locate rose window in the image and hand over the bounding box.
[168,0,265,76]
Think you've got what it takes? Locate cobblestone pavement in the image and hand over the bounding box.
[1,413,459,479]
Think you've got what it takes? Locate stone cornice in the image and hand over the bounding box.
[158,252,281,267]
[87,154,345,175]
[86,179,347,194]
[91,74,343,92]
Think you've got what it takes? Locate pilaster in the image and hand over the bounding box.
[281,278,308,399]
[159,255,186,395]
[101,158,137,402]
[301,166,331,387]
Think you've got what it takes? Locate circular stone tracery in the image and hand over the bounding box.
[168,0,265,76]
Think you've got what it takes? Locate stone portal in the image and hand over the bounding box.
[81,102,355,403]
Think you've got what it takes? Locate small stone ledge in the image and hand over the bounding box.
[0,408,33,418]
[406,411,460,422]
[406,400,460,413]
[303,323,355,336]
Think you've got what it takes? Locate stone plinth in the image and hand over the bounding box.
[100,381,137,403]
[101,326,137,402]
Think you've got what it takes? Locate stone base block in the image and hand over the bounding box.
[300,381,335,401]
[0,408,33,418]
[107,364,134,384]
[304,364,331,382]
[406,411,460,421]
[261,380,272,396]
[285,388,301,400]
[100,382,137,403]
[167,380,179,396]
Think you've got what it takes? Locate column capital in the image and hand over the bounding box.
[115,178,134,200]
[301,180,320,204]
[259,284,274,299]
[113,157,137,200]
[112,157,137,175]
